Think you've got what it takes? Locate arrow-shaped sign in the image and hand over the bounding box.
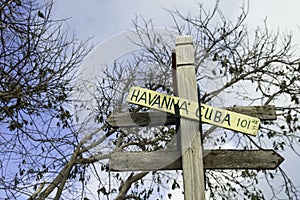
[127,87,260,136]
[110,149,284,171]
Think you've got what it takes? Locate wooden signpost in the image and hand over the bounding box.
[106,35,284,200]
[175,36,206,199]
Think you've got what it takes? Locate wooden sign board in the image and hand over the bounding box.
[127,86,260,136]
[110,149,284,171]
[106,105,276,128]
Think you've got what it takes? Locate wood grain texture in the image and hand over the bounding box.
[109,149,284,171]
[106,105,276,128]
[176,35,206,200]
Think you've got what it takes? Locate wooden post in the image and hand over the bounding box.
[176,36,206,200]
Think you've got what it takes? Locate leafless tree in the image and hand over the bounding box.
[2,0,300,199]
[0,0,90,199]
[91,1,300,199]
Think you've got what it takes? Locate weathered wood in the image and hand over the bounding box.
[106,105,276,128]
[226,105,276,120]
[106,111,175,128]
[176,35,205,200]
[109,149,284,171]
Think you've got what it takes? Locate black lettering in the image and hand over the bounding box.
[199,105,206,119]
[167,98,176,111]
[138,91,147,104]
[148,93,157,105]
[204,107,213,120]
[196,107,200,118]
[222,114,231,126]
[240,119,248,128]
[179,101,189,115]
[237,118,240,127]
[151,95,161,108]
[214,110,222,122]
[161,96,172,110]
[130,89,140,101]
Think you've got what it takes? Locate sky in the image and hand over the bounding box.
[53,0,300,199]
[53,0,300,43]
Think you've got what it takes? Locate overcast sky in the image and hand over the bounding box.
[54,0,300,43]
[53,0,300,199]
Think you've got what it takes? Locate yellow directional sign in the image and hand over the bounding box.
[127,86,260,136]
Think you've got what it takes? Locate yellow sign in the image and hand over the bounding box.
[127,87,260,136]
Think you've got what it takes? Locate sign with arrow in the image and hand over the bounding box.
[110,149,284,171]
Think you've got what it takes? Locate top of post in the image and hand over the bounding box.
[175,35,195,66]
[175,35,193,46]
